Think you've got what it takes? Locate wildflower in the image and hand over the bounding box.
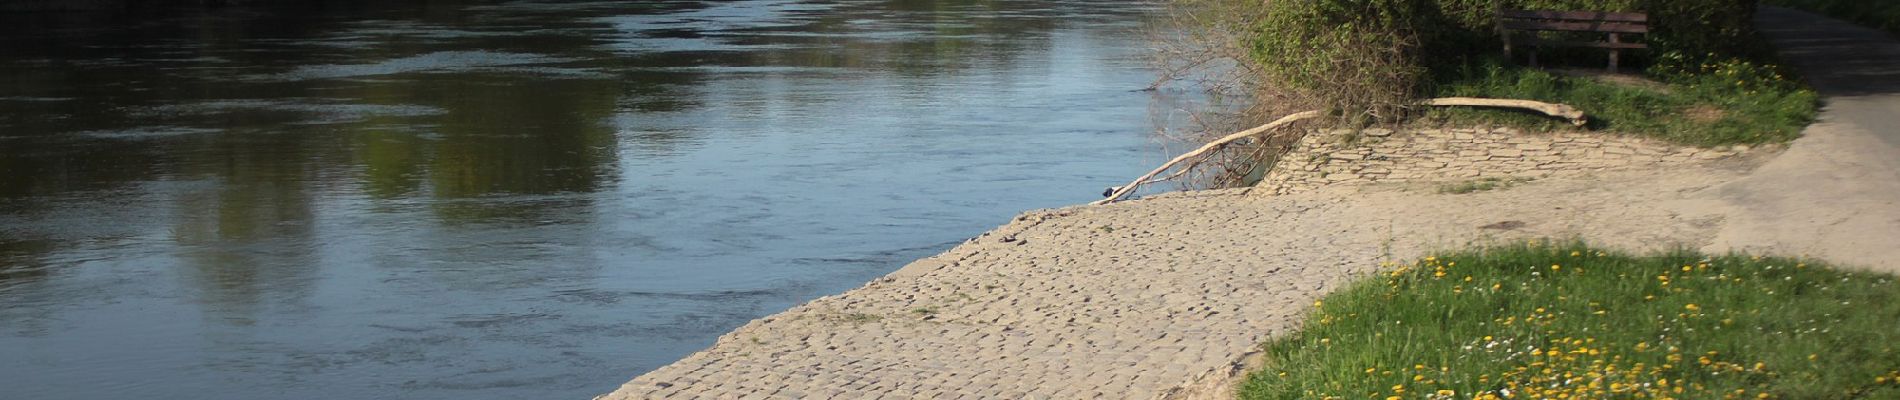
[1551,264,1561,271]
[1684,304,1700,312]
[1437,389,1456,396]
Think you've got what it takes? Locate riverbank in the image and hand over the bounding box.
[598,6,1900,399]
[599,151,1803,399]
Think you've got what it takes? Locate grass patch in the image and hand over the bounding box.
[1239,243,1900,400]
[1438,177,1534,194]
[1765,0,1900,36]
[1428,61,1818,146]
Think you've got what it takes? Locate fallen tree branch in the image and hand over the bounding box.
[1093,110,1322,205]
[1424,97,1587,126]
[1092,98,1587,205]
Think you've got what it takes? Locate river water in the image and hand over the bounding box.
[0,1,1170,399]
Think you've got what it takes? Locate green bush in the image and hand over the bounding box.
[1247,0,1764,116]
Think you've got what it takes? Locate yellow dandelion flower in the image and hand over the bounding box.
[1685,304,1700,311]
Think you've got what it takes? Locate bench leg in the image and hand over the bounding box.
[1607,33,1621,73]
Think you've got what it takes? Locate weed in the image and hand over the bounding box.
[1438,177,1534,194]
[1239,243,1900,399]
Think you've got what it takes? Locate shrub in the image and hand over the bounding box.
[1247,0,1764,117]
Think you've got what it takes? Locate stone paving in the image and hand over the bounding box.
[599,163,1753,399]
[1261,127,1742,195]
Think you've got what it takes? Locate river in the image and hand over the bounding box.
[0,1,1169,399]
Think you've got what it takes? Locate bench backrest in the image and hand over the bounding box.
[1499,10,1648,34]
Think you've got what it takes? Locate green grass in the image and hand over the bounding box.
[1437,177,1534,194]
[1427,61,1818,147]
[1239,243,1900,400]
[1766,0,1900,37]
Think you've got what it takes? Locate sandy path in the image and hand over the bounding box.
[599,163,1756,399]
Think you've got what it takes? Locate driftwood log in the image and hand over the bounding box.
[1423,97,1587,126]
[1093,98,1586,205]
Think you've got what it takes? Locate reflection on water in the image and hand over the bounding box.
[0,1,1167,399]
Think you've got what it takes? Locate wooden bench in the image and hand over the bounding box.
[1497,9,1649,73]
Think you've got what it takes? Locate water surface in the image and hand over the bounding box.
[0,1,1169,398]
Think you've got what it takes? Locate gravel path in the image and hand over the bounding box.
[599,163,1757,399]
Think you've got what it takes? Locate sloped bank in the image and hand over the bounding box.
[1259,127,1747,195]
[598,132,1764,398]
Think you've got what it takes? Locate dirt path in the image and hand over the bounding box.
[1694,7,1900,271]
